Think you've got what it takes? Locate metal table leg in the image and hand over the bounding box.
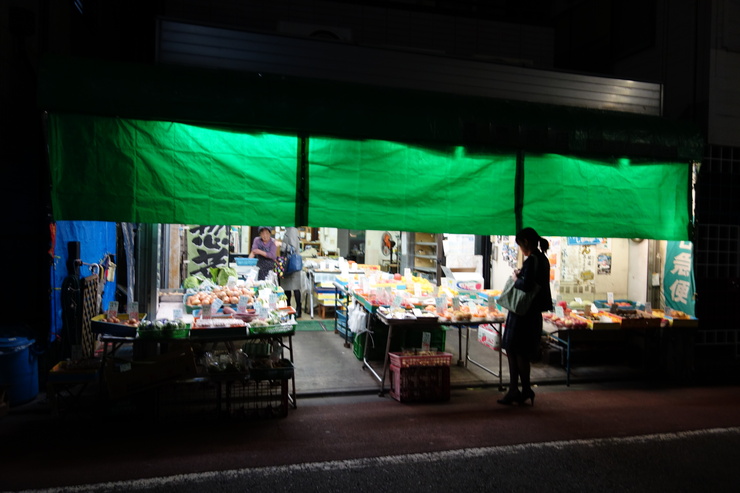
[457,325,465,366]
[465,323,505,390]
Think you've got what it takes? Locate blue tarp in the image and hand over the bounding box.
[50,221,117,342]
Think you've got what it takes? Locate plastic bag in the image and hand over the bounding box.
[348,301,367,334]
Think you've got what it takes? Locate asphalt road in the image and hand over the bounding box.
[3,381,740,492]
[12,427,738,493]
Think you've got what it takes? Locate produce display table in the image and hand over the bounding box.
[98,326,297,415]
[47,360,101,417]
[546,322,670,386]
[364,310,504,396]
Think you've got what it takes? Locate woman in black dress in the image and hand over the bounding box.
[498,227,553,406]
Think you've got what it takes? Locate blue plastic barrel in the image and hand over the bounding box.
[0,332,39,406]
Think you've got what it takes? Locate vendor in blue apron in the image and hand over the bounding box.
[249,226,277,280]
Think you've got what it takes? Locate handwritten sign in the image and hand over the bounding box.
[107,301,119,319]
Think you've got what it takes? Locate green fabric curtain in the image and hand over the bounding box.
[48,114,691,240]
[48,114,298,225]
[307,138,517,234]
[522,154,690,240]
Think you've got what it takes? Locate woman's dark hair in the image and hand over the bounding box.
[516,227,549,254]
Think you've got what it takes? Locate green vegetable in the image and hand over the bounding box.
[209,266,238,286]
[183,274,206,289]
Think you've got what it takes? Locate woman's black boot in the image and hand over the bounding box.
[497,389,522,406]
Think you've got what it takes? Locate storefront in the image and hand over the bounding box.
[39,40,703,405]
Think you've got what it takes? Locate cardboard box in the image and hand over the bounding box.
[104,346,197,400]
[477,324,501,350]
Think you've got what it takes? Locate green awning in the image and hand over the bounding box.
[48,113,691,240]
[48,114,299,226]
[522,154,690,239]
[307,138,517,234]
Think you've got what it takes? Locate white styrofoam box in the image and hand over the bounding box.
[477,324,501,351]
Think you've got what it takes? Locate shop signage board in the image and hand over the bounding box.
[663,241,696,317]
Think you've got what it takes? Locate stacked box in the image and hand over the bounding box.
[388,351,452,403]
[389,365,450,403]
[335,309,355,342]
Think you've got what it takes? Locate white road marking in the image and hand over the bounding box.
[13,427,740,493]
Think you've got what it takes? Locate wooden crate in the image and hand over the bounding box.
[316,304,336,319]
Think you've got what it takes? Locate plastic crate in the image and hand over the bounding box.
[91,313,147,337]
[248,324,295,336]
[389,351,453,368]
[249,359,294,380]
[157,378,222,422]
[389,364,450,403]
[594,299,637,309]
[352,322,390,361]
[235,257,258,266]
[226,379,289,418]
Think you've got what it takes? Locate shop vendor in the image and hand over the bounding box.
[249,226,277,280]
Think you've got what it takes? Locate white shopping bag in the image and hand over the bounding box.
[348,301,367,334]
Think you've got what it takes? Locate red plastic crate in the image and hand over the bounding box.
[388,351,453,368]
[389,364,450,403]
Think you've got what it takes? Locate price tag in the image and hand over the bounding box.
[488,296,497,310]
[555,305,565,318]
[268,293,278,310]
[435,296,446,315]
[107,301,119,319]
[173,308,183,319]
[421,332,431,352]
[237,295,250,314]
[607,292,615,305]
[213,298,225,313]
[452,296,460,311]
[391,295,403,311]
[258,303,269,319]
[127,302,139,321]
[644,302,652,314]
[414,283,422,297]
[202,304,212,319]
[575,297,583,305]
[227,277,237,288]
